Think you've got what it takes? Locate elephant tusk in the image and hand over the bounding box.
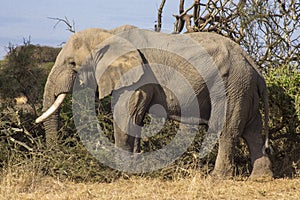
[35,93,67,123]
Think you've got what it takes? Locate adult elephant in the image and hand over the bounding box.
[36,25,273,178]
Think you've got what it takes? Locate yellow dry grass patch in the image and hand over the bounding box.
[1,171,299,200]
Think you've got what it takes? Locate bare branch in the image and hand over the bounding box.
[193,0,200,27]
[183,14,194,32]
[48,16,76,33]
[9,136,33,151]
[173,0,187,33]
[155,0,166,32]
[173,0,206,33]
[179,0,185,13]
[179,1,196,17]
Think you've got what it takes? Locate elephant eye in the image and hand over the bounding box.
[67,57,76,68]
[68,61,76,68]
[69,61,76,66]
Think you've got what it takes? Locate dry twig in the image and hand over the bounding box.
[48,16,76,33]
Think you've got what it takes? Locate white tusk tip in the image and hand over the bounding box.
[35,117,43,124]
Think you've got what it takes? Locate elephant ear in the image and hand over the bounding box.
[91,35,144,100]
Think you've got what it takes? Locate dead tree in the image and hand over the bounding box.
[156,0,300,68]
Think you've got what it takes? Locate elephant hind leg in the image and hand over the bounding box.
[242,112,273,179]
[212,127,239,178]
[211,103,243,178]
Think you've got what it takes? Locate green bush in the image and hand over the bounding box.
[265,65,300,177]
[0,43,57,107]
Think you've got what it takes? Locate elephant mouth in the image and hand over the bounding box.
[35,93,67,123]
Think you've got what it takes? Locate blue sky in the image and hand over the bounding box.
[0,0,193,59]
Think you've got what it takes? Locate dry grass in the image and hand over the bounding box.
[1,170,299,200]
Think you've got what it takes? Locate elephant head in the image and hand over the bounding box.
[36,25,144,145]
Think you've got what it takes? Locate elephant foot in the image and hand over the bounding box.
[114,151,144,173]
[249,156,273,181]
[210,167,233,179]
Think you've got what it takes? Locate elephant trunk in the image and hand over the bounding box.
[43,110,59,145]
[39,94,67,146]
[37,67,75,146]
[39,83,60,145]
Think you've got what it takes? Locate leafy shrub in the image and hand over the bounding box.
[0,43,58,108]
[265,65,300,177]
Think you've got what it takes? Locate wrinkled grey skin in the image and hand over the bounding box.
[38,25,273,179]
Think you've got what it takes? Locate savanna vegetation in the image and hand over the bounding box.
[0,0,299,199]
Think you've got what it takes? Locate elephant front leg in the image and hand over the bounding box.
[113,87,153,171]
[114,122,137,152]
[113,121,141,171]
[114,86,154,153]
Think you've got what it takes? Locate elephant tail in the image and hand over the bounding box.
[259,77,272,155]
[242,50,272,155]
